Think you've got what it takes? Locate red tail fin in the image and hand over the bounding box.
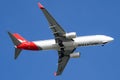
[13,33,28,43]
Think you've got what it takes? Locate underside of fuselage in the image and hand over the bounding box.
[33,35,113,51]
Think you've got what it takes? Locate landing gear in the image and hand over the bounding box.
[101,45,104,46]
[58,40,64,47]
[58,39,65,62]
[102,42,108,46]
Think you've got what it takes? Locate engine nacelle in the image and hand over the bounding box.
[65,32,76,39]
[70,52,80,58]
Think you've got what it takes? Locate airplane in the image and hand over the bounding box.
[8,2,114,76]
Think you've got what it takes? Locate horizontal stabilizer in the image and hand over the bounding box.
[13,33,28,42]
[8,32,21,46]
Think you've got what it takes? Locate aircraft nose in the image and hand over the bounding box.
[106,36,114,42]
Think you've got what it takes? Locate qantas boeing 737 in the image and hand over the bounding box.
[8,2,114,76]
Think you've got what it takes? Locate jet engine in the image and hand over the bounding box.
[70,52,80,58]
[65,32,76,39]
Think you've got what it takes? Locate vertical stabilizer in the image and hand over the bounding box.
[15,48,22,59]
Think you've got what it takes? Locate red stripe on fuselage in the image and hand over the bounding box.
[17,42,39,50]
[13,33,39,50]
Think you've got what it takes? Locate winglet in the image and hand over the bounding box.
[38,2,44,9]
[54,72,57,76]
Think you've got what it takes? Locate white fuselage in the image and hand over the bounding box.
[33,35,114,51]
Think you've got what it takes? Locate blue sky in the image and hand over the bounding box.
[0,0,120,80]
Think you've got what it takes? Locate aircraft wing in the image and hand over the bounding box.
[55,49,75,76]
[38,2,76,76]
[55,53,70,76]
[38,2,72,43]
